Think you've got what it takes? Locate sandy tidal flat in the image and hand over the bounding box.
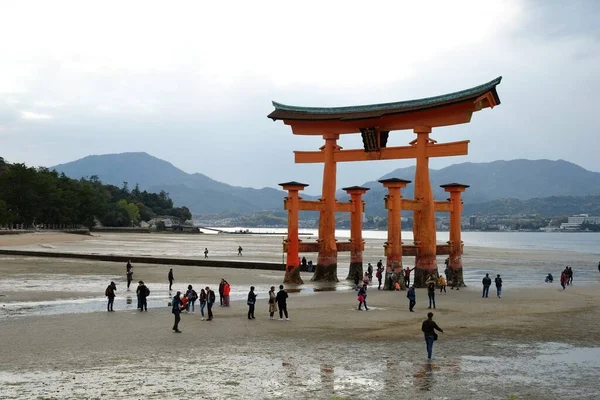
[1,232,600,399]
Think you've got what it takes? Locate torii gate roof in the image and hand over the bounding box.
[268,77,501,134]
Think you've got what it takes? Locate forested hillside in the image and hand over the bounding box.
[0,158,191,228]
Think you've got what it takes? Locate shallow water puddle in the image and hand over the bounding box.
[0,342,599,399]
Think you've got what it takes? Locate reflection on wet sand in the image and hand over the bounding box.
[413,362,436,391]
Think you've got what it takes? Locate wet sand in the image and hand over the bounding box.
[1,233,600,399]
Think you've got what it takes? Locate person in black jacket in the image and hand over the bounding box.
[126,262,133,290]
[495,274,503,298]
[136,281,150,311]
[482,273,492,298]
[206,286,216,321]
[168,268,174,291]
[247,286,257,319]
[276,285,289,320]
[105,281,117,312]
[218,279,225,306]
[421,312,443,360]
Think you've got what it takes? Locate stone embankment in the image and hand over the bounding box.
[0,249,285,271]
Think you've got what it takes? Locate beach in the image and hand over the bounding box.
[1,232,600,399]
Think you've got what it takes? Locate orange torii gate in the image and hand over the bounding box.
[270,77,502,286]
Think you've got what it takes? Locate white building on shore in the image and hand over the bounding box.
[560,214,600,230]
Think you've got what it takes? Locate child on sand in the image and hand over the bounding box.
[439,276,447,294]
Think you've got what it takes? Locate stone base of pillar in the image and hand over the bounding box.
[384,271,405,290]
[283,266,304,285]
[414,268,438,288]
[346,261,363,281]
[449,267,465,288]
[311,263,339,282]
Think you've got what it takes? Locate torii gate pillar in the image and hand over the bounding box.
[412,126,438,287]
[314,133,340,282]
[441,183,469,287]
[279,181,309,284]
[343,186,369,281]
[379,178,411,289]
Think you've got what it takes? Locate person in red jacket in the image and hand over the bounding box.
[223,280,231,307]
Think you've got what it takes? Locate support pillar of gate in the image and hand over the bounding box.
[441,183,469,288]
[343,186,370,281]
[379,178,411,290]
[279,181,309,284]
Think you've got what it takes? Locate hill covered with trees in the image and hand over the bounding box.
[0,157,191,228]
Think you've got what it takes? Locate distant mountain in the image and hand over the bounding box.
[346,159,600,217]
[51,152,287,214]
[462,195,600,217]
[52,153,600,217]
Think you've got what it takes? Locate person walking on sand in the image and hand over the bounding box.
[495,274,503,298]
[126,262,133,290]
[404,266,416,287]
[206,286,215,321]
[204,248,209,258]
[168,268,174,291]
[357,283,369,311]
[268,286,278,320]
[218,279,225,306]
[482,273,492,298]
[376,266,383,290]
[238,246,243,257]
[136,281,149,311]
[172,291,183,333]
[105,281,117,312]
[199,288,207,320]
[247,286,257,319]
[560,269,568,290]
[185,285,198,312]
[422,312,444,360]
[426,276,436,309]
[223,280,231,307]
[439,275,447,294]
[407,284,416,312]
[598,261,600,274]
[567,266,573,285]
[276,284,289,321]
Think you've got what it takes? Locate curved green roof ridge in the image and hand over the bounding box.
[272,76,501,114]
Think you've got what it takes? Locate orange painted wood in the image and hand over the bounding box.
[317,134,339,266]
[433,201,452,212]
[294,140,469,164]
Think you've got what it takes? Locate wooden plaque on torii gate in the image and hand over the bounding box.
[270,77,502,286]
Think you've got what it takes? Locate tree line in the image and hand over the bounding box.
[0,157,192,228]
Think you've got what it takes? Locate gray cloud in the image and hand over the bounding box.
[0,1,598,196]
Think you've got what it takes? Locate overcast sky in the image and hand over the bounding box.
[1,0,599,194]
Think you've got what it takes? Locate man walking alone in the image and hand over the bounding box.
[421,312,444,360]
[168,268,174,291]
[426,276,436,309]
